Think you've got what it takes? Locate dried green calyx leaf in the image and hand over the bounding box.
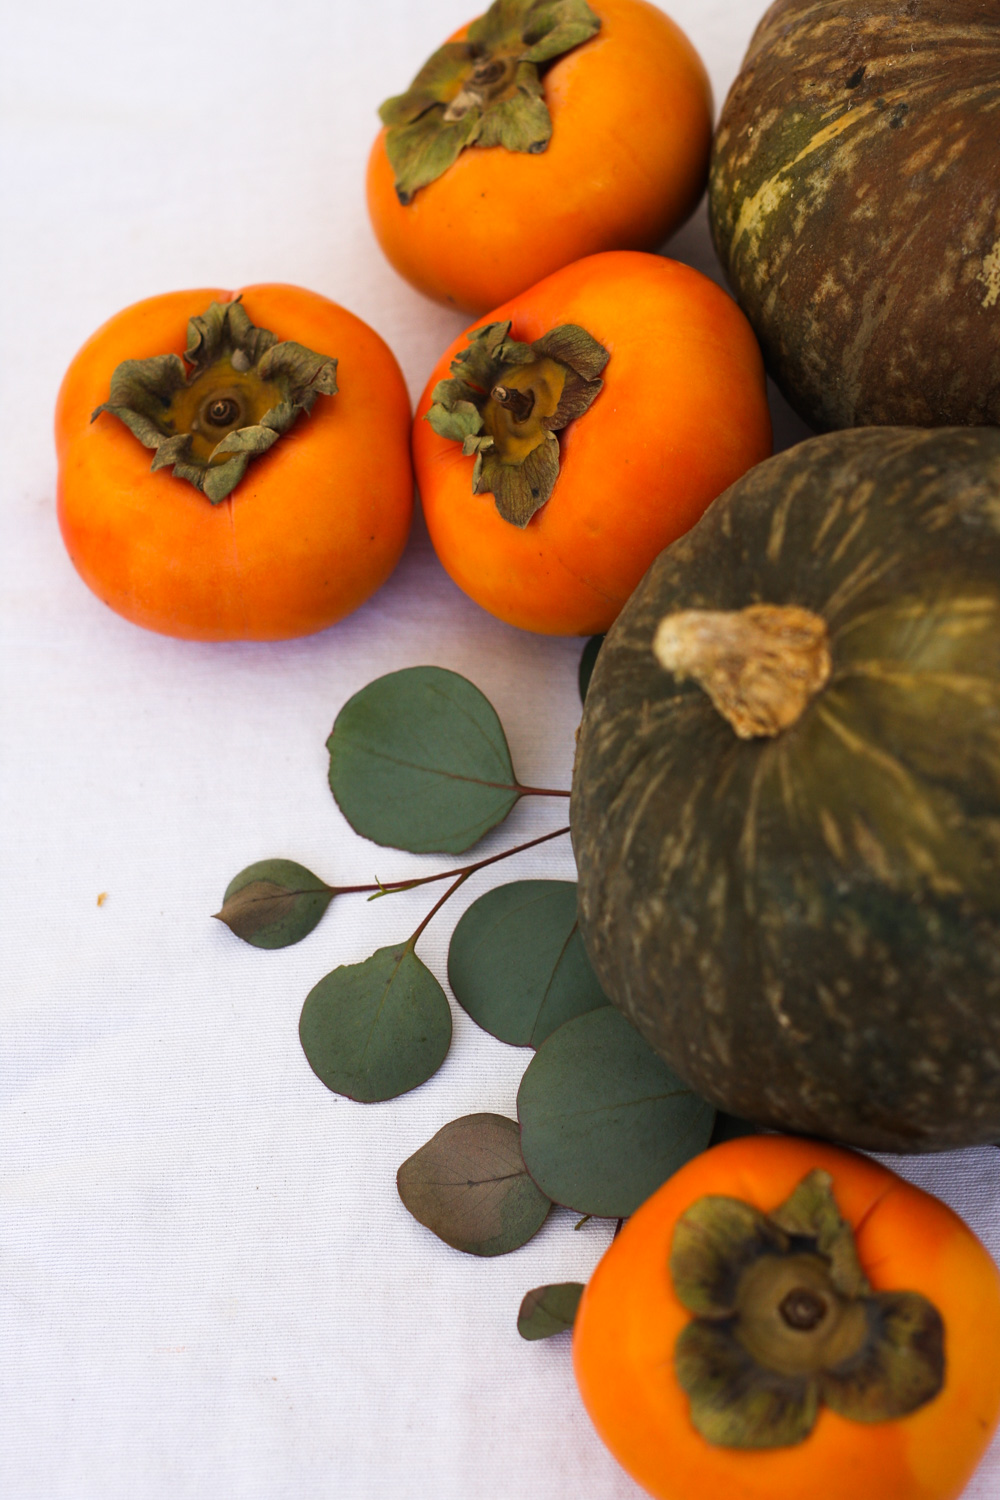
[426,319,608,526]
[214,858,334,949]
[517,1282,584,1339]
[379,0,600,203]
[670,1170,946,1449]
[92,298,338,502]
[397,1113,551,1256]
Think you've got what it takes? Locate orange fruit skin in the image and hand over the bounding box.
[573,1136,1000,1500]
[413,250,772,635]
[56,283,413,641]
[366,0,713,314]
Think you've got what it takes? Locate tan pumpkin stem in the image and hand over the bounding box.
[652,604,831,739]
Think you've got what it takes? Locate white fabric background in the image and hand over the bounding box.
[2,2,998,1496]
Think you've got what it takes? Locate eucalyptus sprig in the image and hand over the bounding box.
[215,655,755,1303]
[214,826,570,949]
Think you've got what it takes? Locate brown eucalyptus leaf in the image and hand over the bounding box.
[215,859,333,949]
[397,1113,551,1256]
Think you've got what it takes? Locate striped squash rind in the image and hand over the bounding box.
[571,427,1000,1152]
[709,0,1000,432]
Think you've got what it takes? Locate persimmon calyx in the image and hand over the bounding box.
[426,319,608,526]
[669,1169,945,1449]
[378,0,600,204]
[91,299,338,503]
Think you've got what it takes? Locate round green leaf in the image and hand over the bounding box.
[448,880,609,1046]
[397,1113,551,1256]
[215,859,333,949]
[517,1282,584,1341]
[517,1008,715,1218]
[578,634,604,704]
[299,943,452,1102]
[327,666,521,854]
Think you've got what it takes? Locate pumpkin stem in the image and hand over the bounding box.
[652,604,832,738]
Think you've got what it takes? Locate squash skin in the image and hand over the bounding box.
[571,427,1000,1153]
[709,0,1000,432]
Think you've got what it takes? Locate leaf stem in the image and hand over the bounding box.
[516,785,571,799]
[397,823,571,951]
[406,870,472,951]
[330,824,571,901]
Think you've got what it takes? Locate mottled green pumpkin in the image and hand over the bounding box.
[571,428,1000,1152]
[709,0,1000,431]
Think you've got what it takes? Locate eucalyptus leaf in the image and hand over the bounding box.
[397,1113,551,1256]
[578,635,603,704]
[299,943,452,1102]
[517,1282,584,1340]
[517,1008,716,1217]
[328,666,522,854]
[448,880,609,1046]
[214,859,333,949]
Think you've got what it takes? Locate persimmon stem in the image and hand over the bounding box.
[491,384,536,422]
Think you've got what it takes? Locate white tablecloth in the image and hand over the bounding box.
[3,2,998,1495]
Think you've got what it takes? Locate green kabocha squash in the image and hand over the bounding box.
[709,0,1000,431]
[572,427,1000,1153]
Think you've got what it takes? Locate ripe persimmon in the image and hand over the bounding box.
[573,1135,1000,1500]
[366,0,713,313]
[413,250,772,636]
[56,283,413,641]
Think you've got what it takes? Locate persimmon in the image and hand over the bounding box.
[56,283,413,641]
[573,1135,1000,1500]
[366,0,713,314]
[413,250,772,636]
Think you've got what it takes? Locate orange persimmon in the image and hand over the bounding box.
[366,0,713,314]
[56,283,413,641]
[413,250,772,636]
[573,1135,1000,1500]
